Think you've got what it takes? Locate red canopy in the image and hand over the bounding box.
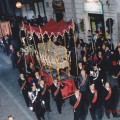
[23,18,74,37]
[43,18,57,29]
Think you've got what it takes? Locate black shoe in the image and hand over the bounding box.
[58,111,62,114]
[106,113,110,119]
[113,114,116,118]
[113,115,117,118]
[115,113,120,118]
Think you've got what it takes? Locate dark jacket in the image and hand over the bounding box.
[88,90,102,109]
[50,83,64,101]
[70,94,84,111]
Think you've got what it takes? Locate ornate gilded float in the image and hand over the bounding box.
[38,40,69,70]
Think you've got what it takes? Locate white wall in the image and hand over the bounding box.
[116,0,120,12]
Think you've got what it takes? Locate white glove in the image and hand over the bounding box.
[42,101,45,105]
[90,71,93,76]
[30,107,33,111]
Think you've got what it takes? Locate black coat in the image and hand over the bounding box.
[50,83,63,101]
[88,90,102,109]
[18,78,28,91]
[20,29,26,38]
[33,77,39,86]
[70,94,84,111]
[39,85,50,100]
[102,86,119,110]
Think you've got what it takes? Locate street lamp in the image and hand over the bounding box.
[16,2,22,8]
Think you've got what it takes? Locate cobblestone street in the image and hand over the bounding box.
[0,51,120,120]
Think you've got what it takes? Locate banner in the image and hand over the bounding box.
[61,79,77,99]
[0,25,2,38]
[0,22,12,37]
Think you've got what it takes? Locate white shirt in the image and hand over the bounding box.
[54,83,58,87]
[106,88,110,91]
[21,78,25,81]
[91,90,95,94]
[75,95,79,99]
[40,85,44,88]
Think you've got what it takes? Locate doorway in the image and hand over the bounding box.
[89,13,105,36]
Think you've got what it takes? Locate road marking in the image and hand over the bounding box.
[0,81,34,120]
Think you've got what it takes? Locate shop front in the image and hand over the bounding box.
[89,13,105,36]
[84,0,105,37]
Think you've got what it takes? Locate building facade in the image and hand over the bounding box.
[0,0,120,46]
[42,0,119,46]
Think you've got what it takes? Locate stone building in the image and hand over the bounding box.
[0,0,120,46]
[44,0,120,46]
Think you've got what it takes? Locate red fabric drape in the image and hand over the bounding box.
[39,70,77,98]
[25,54,35,65]
[61,79,77,99]
[25,55,31,65]
[23,18,73,37]
[93,55,98,61]
[42,71,53,86]
[43,19,57,29]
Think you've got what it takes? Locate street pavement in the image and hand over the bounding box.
[0,51,120,120]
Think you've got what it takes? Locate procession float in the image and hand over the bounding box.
[20,18,77,99]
